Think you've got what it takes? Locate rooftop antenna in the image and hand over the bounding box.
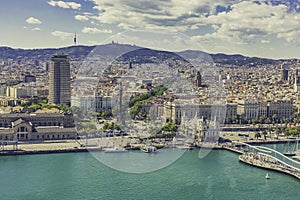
[74,32,77,46]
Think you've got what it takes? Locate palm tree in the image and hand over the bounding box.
[255,132,261,140]
[259,115,266,124]
[275,126,280,139]
[262,130,267,140]
[268,125,273,139]
[272,114,278,124]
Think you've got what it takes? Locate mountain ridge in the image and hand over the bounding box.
[0,43,291,65]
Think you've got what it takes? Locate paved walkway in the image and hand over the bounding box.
[239,152,300,180]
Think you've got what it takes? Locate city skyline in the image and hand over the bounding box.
[0,0,299,59]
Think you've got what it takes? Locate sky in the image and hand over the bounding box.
[0,0,299,59]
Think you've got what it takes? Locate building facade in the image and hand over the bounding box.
[0,113,76,141]
[294,69,300,92]
[237,100,293,120]
[6,84,37,98]
[71,95,113,115]
[164,102,228,125]
[48,54,71,106]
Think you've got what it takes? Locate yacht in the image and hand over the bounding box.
[104,146,128,153]
[140,145,157,153]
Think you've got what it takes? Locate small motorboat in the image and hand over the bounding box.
[140,145,157,153]
[283,151,296,157]
[265,173,270,179]
[104,146,128,153]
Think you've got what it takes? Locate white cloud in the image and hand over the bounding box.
[89,0,300,46]
[193,1,300,46]
[90,21,99,25]
[32,27,41,31]
[89,0,244,31]
[75,15,89,22]
[82,27,112,34]
[48,0,81,10]
[51,31,73,40]
[25,17,42,24]
[261,39,270,44]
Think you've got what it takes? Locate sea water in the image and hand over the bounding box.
[0,147,299,200]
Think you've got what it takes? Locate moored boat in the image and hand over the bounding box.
[140,145,157,153]
[283,140,298,157]
[104,146,128,153]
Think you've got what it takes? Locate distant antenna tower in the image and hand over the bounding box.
[74,32,77,46]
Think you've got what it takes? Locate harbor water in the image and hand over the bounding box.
[0,147,299,200]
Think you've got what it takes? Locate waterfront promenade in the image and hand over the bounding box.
[0,134,299,154]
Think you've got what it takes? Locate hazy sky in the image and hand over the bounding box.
[0,0,299,59]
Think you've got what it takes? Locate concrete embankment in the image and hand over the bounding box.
[0,148,104,156]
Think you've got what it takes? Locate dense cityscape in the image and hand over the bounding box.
[0,43,299,142]
[1,0,300,199]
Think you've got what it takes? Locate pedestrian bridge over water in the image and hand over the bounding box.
[223,142,300,180]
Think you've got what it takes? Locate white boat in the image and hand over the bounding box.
[283,140,298,156]
[292,155,300,161]
[265,173,270,179]
[104,146,128,153]
[140,145,157,153]
[175,144,194,150]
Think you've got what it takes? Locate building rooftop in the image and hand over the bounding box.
[0,113,64,118]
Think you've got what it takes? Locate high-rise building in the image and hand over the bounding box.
[281,64,288,81]
[48,54,71,106]
[196,71,202,87]
[44,62,49,72]
[294,69,300,92]
[24,75,36,83]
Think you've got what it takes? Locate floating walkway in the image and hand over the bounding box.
[239,152,300,180]
[222,145,245,154]
[223,142,300,180]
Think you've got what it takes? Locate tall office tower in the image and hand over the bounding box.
[294,69,300,92]
[44,62,49,72]
[281,64,288,81]
[196,71,202,87]
[48,54,71,106]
